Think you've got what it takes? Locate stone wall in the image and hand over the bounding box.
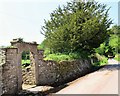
[0,48,18,95]
[0,39,40,95]
[11,40,39,86]
[22,50,44,85]
[38,60,59,86]
[22,66,35,85]
[37,59,93,86]
[0,39,95,95]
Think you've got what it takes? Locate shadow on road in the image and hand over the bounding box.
[97,64,120,71]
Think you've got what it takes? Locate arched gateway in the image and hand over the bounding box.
[0,38,44,95]
[10,38,39,91]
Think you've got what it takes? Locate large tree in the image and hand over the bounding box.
[41,0,112,53]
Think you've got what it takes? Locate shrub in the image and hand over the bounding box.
[44,52,83,62]
[22,60,30,68]
[115,54,120,61]
[92,53,108,66]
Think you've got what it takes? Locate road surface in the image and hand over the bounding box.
[56,59,119,94]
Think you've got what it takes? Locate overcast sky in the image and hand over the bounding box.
[0,0,119,46]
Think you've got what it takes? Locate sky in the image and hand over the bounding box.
[0,0,119,46]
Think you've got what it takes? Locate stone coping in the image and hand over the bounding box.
[0,47,18,49]
[10,41,38,45]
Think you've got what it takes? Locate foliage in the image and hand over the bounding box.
[21,51,30,68]
[17,38,24,42]
[22,60,30,68]
[22,51,30,60]
[114,54,120,61]
[96,56,108,66]
[92,53,108,66]
[108,25,120,35]
[109,35,118,54]
[22,60,30,64]
[95,25,119,57]
[44,52,89,62]
[44,54,72,62]
[37,40,52,56]
[37,39,47,50]
[109,25,120,53]
[41,0,112,53]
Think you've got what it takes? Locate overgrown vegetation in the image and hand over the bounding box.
[21,51,30,68]
[115,54,120,61]
[39,0,113,65]
[41,0,112,54]
[95,25,119,57]
[39,24,119,65]
[44,52,89,62]
[22,60,30,68]
[91,53,108,66]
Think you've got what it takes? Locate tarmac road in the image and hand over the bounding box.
[56,59,119,94]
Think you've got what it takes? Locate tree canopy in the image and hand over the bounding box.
[41,0,112,53]
[95,25,120,57]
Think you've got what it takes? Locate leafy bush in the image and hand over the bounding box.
[95,43,106,55]
[95,25,119,57]
[92,53,108,66]
[44,52,83,62]
[115,54,120,61]
[37,39,47,50]
[95,35,118,57]
[44,54,70,62]
[22,60,30,64]
[22,60,30,68]
[98,56,108,66]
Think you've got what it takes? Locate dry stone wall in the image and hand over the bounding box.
[38,60,59,85]
[0,39,96,95]
[37,59,93,86]
[22,67,36,85]
[0,48,18,95]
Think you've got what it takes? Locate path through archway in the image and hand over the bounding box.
[21,50,36,89]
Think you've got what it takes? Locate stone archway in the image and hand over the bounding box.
[10,38,39,90]
[21,51,35,85]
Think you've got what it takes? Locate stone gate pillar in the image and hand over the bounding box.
[34,53,39,85]
[36,50,44,85]
[17,53,23,91]
[0,48,19,95]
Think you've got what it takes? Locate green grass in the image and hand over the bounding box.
[44,53,82,62]
[22,60,30,64]
[22,60,30,68]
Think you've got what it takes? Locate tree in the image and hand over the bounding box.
[108,25,120,35]
[109,25,120,53]
[95,25,120,57]
[41,0,112,53]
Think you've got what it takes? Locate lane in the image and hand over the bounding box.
[56,59,119,94]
